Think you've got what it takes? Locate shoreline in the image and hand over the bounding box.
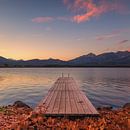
[0,66,130,68]
[0,101,130,129]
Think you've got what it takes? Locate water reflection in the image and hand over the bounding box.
[0,68,130,108]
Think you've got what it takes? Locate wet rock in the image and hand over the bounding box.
[13,101,31,109]
[97,105,113,111]
[123,103,130,109]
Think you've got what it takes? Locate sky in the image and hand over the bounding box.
[0,0,130,60]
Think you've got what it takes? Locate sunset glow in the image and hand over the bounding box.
[0,0,130,60]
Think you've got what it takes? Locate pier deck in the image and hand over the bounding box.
[35,77,99,117]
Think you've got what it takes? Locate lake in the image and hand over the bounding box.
[0,68,130,108]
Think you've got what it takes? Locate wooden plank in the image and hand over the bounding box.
[35,79,60,113]
[52,79,64,114]
[34,76,99,116]
[65,79,72,114]
[45,79,61,114]
[80,91,98,114]
[70,84,85,114]
[52,87,62,114]
[71,79,93,114]
[68,86,78,114]
[59,82,66,114]
[34,81,58,113]
[72,79,98,114]
[70,79,92,114]
[68,81,80,114]
[65,87,71,114]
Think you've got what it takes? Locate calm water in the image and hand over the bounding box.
[0,68,130,108]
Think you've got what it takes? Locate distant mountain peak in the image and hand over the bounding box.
[86,53,96,57]
[48,58,55,60]
[0,56,7,59]
[0,51,130,67]
[76,53,96,59]
[117,51,129,54]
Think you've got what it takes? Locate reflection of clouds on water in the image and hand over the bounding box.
[0,68,130,108]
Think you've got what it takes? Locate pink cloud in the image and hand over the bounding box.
[96,29,130,41]
[96,33,118,40]
[32,17,54,23]
[57,16,71,21]
[63,0,128,23]
[118,40,129,44]
[32,16,71,23]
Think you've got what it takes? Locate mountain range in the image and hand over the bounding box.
[0,51,130,67]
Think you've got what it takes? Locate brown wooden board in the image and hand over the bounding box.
[34,77,99,117]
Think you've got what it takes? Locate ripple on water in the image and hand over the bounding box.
[0,68,130,108]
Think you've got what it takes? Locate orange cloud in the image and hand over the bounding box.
[32,17,54,23]
[64,0,128,23]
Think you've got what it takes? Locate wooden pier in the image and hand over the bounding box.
[35,77,99,117]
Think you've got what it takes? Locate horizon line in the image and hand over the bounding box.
[0,50,129,61]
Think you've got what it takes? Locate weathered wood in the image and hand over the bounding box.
[34,77,99,117]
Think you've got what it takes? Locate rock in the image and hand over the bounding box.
[97,105,113,111]
[13,101,31,109]
[123,103,130,109]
